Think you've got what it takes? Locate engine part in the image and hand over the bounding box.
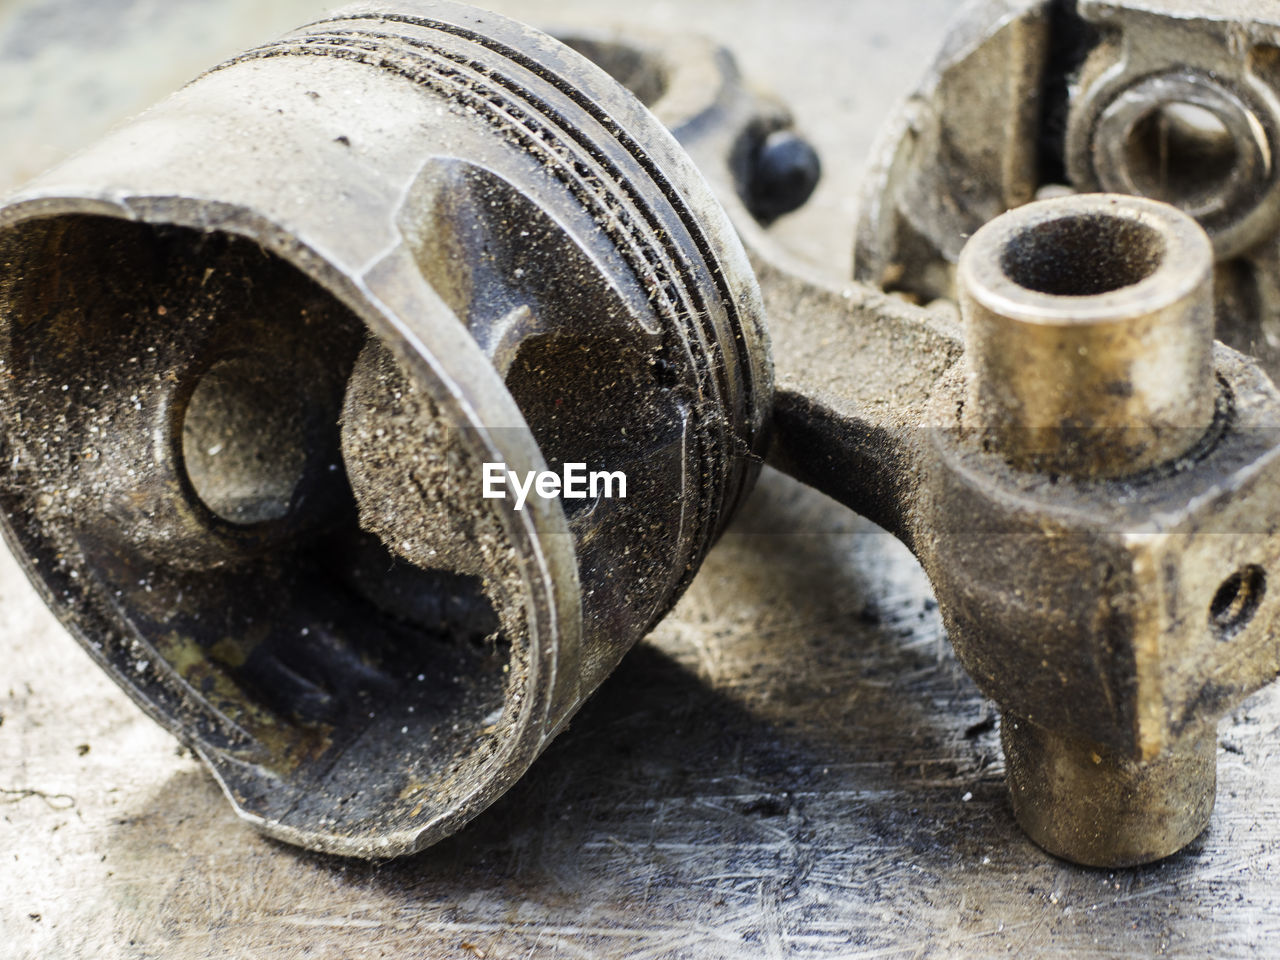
[4,0,1280,871]
[767,191,1280,868]
[853,0,1280,380]
[0,1,771,857]
[668,31,1280,861]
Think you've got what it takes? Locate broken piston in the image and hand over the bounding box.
[0,1,771,857]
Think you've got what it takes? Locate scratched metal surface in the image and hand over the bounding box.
[2,0,1280,957]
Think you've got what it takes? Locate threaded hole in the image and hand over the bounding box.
[1000,213,1165,296]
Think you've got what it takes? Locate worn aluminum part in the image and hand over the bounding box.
[0,0,769,857]
[853,0,1280,382]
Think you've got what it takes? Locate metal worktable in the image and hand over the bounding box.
[1,0,1278,956]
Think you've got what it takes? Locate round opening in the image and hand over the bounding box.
[1209,564,1266,641]
[182,355,309,525]
[999,213,1165,296]
[1124,102,1240,213]
[0,212,524,845]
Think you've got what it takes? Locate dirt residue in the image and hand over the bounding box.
[339,336,530,687]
